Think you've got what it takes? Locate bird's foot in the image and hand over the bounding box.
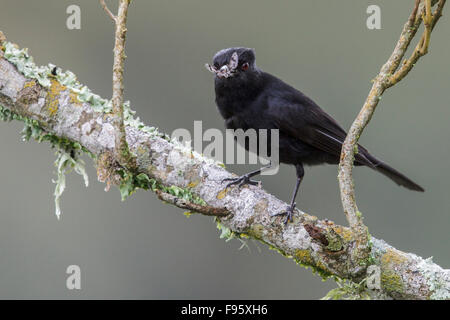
[272,203,297,225]
[222,174,260,189]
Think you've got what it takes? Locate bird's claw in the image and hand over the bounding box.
[222,174,260,189]
[272,203,297,225]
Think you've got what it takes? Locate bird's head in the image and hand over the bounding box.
[205,47,257,80]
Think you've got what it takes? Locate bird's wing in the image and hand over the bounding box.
[268,93,374,167]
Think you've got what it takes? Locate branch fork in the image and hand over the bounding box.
[99,0,136,171]
[338,0,446,264]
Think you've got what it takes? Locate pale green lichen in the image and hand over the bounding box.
[117,170,207,208]
[216,220,235,242]
[417,257,450,300]
[53,150,89,219]
[2,41,226,218]
[3,42,53,87]
[122,101,164,137]
[322,278,371,300]
[4,42,111,113]
[0,105,94,157]
[1,104,91,219]
[3,41,226,169]
[214,220,252,251]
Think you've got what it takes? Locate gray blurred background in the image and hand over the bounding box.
[0,0,448,299]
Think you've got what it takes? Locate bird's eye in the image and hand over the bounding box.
[214,63,220,69]
[241,62,249,71]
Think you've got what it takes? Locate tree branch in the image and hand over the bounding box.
[389,0,446,86]
[156,190,231,217]
[338,0,446,267]
[102,0,136,170]
[0,30,448,299]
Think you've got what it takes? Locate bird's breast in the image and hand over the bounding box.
[215,91,249,120]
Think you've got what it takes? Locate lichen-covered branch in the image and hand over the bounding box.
[156,190,230,217]
[337,0,446,267]
[0,32,448,300]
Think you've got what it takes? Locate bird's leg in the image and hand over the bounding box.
[222,162,272,189]
[272,164,304,224]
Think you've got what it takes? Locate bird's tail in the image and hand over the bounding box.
[362,151,424,192]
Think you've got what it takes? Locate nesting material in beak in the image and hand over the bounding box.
[205,52,239,78]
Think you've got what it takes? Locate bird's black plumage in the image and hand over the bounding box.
[207,47,424,222]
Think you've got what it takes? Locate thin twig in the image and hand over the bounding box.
[421,0,433,54]
[100,0,117,22]
[408,0,422,26]
[389,0,446,86]
[108,0,136,169]
[156,190,231,217]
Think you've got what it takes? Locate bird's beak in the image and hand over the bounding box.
[204,63,231,78]
[205,52,239,79]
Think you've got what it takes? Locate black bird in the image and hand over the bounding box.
[206,47,424,223]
